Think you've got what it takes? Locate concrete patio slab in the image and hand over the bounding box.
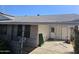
[30,41,74,54]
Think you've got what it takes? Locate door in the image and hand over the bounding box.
[62,26,68,40]
[50,27,55,39]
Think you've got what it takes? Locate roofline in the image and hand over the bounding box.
[0,22,79,25]
[0,12,14,17]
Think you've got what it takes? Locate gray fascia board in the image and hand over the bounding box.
[0,22,79,25]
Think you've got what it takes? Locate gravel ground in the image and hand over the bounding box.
[30,41,74,54]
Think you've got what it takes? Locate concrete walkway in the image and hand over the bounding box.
[30,41,74,54]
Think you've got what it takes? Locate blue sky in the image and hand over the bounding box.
[0,5,79,16]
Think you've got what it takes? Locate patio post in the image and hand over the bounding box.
[21,25,25,54]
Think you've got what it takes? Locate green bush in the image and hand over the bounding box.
[74,33,79,54]
[0,39,11,53]
[39,33,44,47]
[73,25,79,54]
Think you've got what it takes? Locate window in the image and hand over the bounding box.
[51,27,54,32]
[24,25,30,38]
[17,25,22,36]
[0,24,7,35]
[17,25,31,38]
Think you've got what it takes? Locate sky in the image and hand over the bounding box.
[0,5,79,16]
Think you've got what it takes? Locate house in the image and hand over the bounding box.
[0,12,79,53]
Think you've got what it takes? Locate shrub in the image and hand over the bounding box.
[39,33,44,47]
[73,25,79,54]
[0,39,11,54]
[74,33,79,54]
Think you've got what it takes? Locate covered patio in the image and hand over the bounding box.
[0,24,38,53]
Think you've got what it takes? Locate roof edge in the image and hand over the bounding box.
[0,12,14,17]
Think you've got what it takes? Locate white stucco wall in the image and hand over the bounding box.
[61,25,73,40]
[49,24,62,40]
[61,25,69,40]
[38,24,49,41]
[50,24,72,40]
[55,24,62,39]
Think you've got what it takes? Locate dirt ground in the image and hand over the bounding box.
[30,41,74,54]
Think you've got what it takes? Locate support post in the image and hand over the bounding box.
[21,25,25,54]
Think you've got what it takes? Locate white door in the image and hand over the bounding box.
[50,33,55,39]
[62,27,68,40]
[50,27,55,39]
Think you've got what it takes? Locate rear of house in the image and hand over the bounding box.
[0,12,79,53]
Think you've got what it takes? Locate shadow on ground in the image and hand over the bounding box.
[23,46,37,54]
[47,38,64,41]
[64,52,74,54]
